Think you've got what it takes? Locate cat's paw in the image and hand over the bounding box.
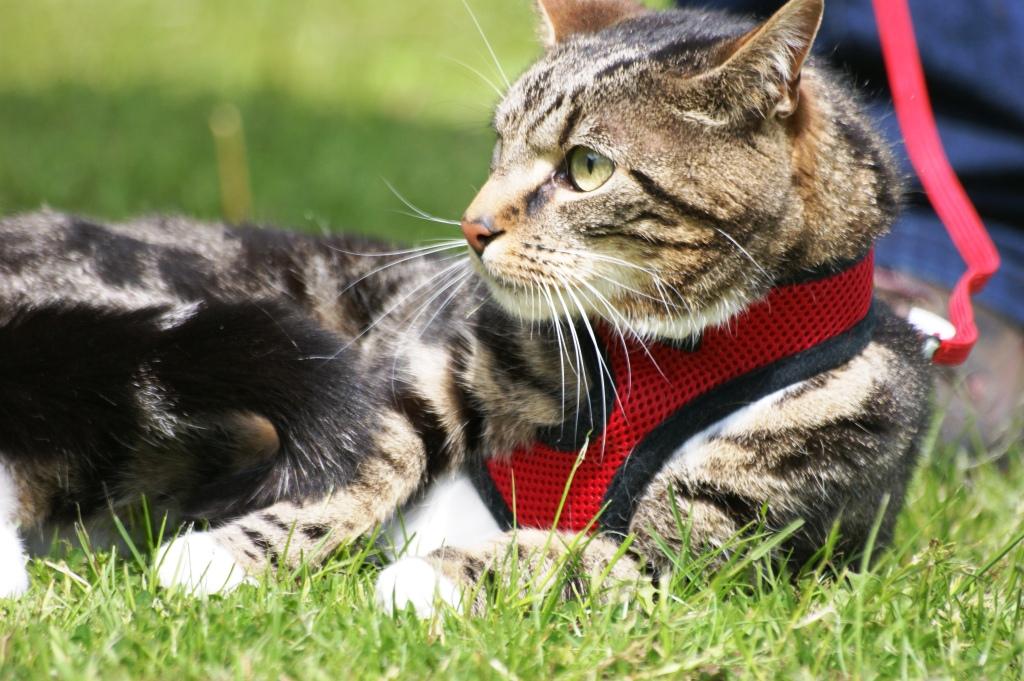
[156,531,254,596]
[375,557,462,618]
[0,526,29,599]
[0,557,29,599]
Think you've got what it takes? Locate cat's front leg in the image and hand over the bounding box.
[155,527,253,596]
[376,529,641,617]
[156,408,430,594]
[629,322,931,573]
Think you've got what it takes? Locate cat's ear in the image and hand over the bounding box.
[535,0,646,47]
[713,0,823,118]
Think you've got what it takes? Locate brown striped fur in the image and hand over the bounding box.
[0,0,931,609]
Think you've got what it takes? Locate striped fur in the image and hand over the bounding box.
[0,0,930,609]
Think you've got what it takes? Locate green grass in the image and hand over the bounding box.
[2,434,1023,680]
[0,0,543,241]
[0,0,669,240]
[1,1,1023,679]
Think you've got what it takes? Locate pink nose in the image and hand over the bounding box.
[461,217,503,255]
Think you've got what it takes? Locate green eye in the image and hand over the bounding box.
[567,146,614,192]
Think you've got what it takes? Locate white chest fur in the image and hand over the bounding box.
[382,473,502,559]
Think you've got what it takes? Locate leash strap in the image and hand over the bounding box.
[872,0,1001,365]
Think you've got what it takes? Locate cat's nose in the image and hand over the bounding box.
[461,216,504,255]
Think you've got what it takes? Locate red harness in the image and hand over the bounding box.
[472,252,877,535]
[468,1,1007,533]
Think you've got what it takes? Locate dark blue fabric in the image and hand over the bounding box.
[682,0,1024,323]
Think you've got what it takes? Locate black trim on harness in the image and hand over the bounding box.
[471,303,877,534]
[776,251,872,287]
[598,303,877,537]
[468,454,517,530]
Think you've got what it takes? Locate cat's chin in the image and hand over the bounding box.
[480,276,557,324]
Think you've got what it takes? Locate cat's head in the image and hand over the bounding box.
[462,0,899,339]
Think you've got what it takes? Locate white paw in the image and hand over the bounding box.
[375,557,462,618]
[1,465,29,599]
[156,531,253,596]
[0,523,29,599]
[0,556,29,600]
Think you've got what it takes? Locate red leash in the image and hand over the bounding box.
[872,0,1000,365]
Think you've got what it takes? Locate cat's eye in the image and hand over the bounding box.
[567,146,614,192]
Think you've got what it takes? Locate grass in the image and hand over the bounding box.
[0,0,542,242]
[1,0,1023,679]
[0,0,670,239]
[2,433,1023,679]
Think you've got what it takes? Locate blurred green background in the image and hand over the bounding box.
[0,0,550,242]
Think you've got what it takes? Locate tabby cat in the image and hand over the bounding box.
[0,0,931,614]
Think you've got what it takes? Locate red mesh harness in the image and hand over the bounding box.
[471,251,877,536]
[466,0,1007,533]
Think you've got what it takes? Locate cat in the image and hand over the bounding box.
[0,0,932,615]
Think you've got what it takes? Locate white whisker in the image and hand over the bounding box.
[383,179,463,226]
[418,272,473,340]
[569,277,637,394]
[463,280,489,320]
[392,209,462,227]
[559,278,620,453]
[388,267,472,387]
[539,243,688,316]
[557,274,619,404]
[552,285,591,437]
[461,0,510,90]
[540,283,569,427]
[712,226,771,284]
[442,55,505,99]
[322,259,468,358]
[586,269,677,310]
[338,244,466,296]
[326,239,465,259]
